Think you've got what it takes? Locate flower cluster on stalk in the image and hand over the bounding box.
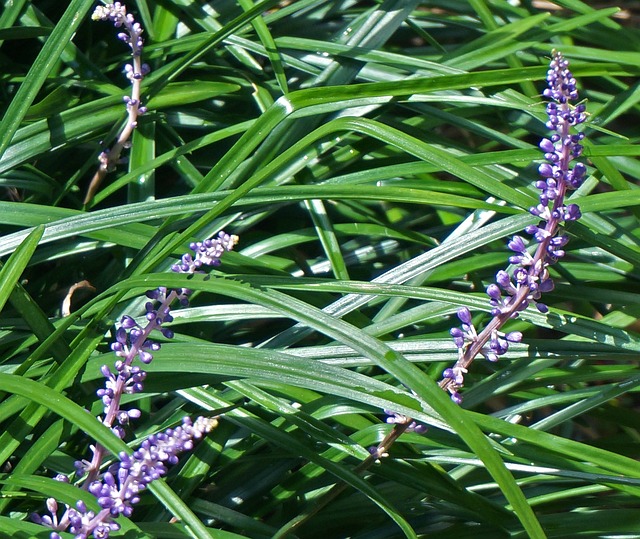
[85,2,150,204]
[33,232,238,539]
[439,50,587,404]
[383,409,427,434]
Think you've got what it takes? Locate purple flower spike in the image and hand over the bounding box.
[35,229,237,539]
[172,231,238,274]
[85,2,151,204]
[53,417,218,538]
[439,51,586,404]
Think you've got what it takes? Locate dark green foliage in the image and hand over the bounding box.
[1,1,639,538]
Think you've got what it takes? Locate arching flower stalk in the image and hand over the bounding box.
[85,3,150,204]
[33,232,238,539]
[440,50,587,403]
[380,51,587,435]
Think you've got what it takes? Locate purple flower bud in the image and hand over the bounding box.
[457,307,472,325]
[483,351,499,362]
[550,235,569,247]
[539,138,555,153]
[442,368,455,380]
[507,235,527,253]
[121,315,137,329]
[410,423,428,434]
[496,270,516,294]
[536,302,549,313]
[486,283,501,300]
[563,203,581,221]
[505,331,522,342]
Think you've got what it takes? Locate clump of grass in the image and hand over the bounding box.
[1,2,639,538]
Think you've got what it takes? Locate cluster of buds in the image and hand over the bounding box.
[383,409,427,434]
[34,417,217,539]
[92,2,149,111]
[33,232,238,539]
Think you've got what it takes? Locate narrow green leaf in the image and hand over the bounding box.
[0,225,43,314]
[0,0,94,161]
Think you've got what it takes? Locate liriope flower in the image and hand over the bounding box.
[33,232,238,539]
[85,2,150,204]
[440,50,587,403]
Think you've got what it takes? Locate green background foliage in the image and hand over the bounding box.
[1,1,639,537]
